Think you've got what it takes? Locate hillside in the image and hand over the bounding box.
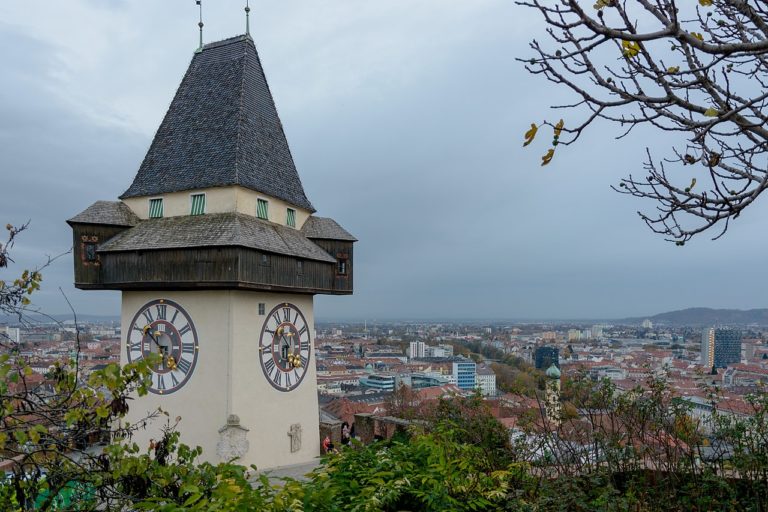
[627,307,768,326]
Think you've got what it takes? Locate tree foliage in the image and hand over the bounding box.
[0,226,279,510]
[521,0,768,242]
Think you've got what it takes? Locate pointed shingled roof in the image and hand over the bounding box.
[120,35,315,212]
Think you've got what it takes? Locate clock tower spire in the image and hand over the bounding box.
[67,32,356,471]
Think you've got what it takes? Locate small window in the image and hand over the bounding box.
[286,208,296,228]
[149,198,163,218]
[259,253,270,266]
[337,258,347,276]
[190,193,206,215]
[84,243,98,262]
[297,260,303,274]
[257,199,269,220]
[258,303,265,315]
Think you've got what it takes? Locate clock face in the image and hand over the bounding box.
[259,303,311,392]
[126,299,199,395]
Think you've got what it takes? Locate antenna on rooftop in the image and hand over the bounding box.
[195,0,204,53]
[245,0,251,37]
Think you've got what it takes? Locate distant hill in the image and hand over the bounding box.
[626,307,768,327]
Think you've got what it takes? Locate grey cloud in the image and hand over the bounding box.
[1,4,767,321]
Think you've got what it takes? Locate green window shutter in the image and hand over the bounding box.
[191,194,205,215]
[149,198,163,218]
[287,208,296,228]
[257,199,269,220]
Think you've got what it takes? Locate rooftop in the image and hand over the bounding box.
[120,35,314,212]
[98,212,336,263]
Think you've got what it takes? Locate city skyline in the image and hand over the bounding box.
[3,1,768,320]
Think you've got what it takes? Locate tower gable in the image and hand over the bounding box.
[120,35,314,212]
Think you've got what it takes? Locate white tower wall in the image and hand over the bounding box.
[121,290,319,470]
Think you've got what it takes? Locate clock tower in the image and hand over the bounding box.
[66,34,355,470]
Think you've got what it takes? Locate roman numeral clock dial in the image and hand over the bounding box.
[259,303,311,392]
[126,299,199,395]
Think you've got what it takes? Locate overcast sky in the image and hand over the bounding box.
[1,1,767,321]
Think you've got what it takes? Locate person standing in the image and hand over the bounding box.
[341,422,351,445]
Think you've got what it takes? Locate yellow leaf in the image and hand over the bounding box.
[541,149,555,166]
[667,66,680,73]
[523,123,538,147]
[691,32,704,41]
[621,40,641,58]
[553,119,565,138]
[698,0,713,6]
[703,108,719,117]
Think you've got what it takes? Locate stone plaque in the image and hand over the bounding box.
[217,414,250,461]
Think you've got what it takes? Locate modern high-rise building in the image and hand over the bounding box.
[409,340,426,359]
[451,357,477,390]
[701,328,742,368]
[535,346,559,370]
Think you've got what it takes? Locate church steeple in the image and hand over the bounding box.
[121,35,315,212]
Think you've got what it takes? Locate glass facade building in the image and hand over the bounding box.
[361,374,396,391]
[701,328,742,368]
[452,359,477,390]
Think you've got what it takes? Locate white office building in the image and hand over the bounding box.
[476,365,497,396]
[409,340,426,359]
[0,326,21,344]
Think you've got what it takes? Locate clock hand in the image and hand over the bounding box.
[142,325,175,369]
[143,325,162,348]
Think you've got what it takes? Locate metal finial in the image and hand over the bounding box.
[196,0,204,53]
[245,0,251,36]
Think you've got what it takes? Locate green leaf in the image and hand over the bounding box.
[13,430,27,445]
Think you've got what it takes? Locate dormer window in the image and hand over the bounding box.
[286,208,296,228]
[149,198,163,218]
[190,193,206,215]
[257,199,269,220]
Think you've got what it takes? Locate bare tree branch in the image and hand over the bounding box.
[520,0,768,242]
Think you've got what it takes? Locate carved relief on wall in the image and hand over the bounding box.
[288,423,302,453]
